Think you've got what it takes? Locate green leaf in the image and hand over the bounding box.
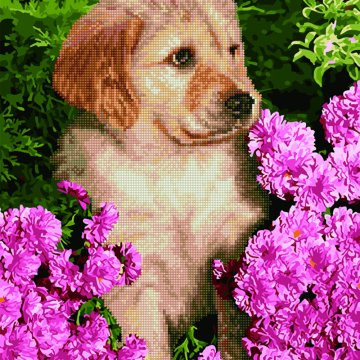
[75,298,104,325]
[172,326,208,360]
[350,52,360,67]
[314,65,326,86]
[65,211,77,227]
[303,4,325,18]
[103,306,122,350]
[237,5,266,13]
[303,0,316,7]
[303,7,313,19]
[304,31,317,46]
[323,0,334,7]
[341,24,360,34]
[347,63,360,80]
[322,207,331,217]
[173,338,190,360]
[325,22,336,36]
[290,32,317,49]
[334,0,343,8]
[297,22,322,32]
[61,227,73,243]
[293,49,318,64]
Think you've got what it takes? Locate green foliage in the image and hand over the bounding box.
[0,113,43,182]
[235,0,325,124]
[173,326,214,360]
[290,0,360,86]
[0,0,94,210]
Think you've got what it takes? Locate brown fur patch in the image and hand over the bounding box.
[185,64,238,113]
[52,8,144,130]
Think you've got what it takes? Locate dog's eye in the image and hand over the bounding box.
[229,45,239,57]
[172,48,194,67]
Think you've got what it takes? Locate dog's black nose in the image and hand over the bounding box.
[224,93,255,119]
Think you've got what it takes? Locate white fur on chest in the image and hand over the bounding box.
[54,121,261,325]
[81,126,257,257]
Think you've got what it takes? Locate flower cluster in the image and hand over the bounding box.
[248,81,360,211]
[213,81,360,358]
[320,80,360,148]
[0,181,145,359]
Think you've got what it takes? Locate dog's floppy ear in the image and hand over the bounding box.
[52,6,144,130]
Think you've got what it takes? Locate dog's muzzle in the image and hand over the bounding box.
[224,92,255,120]
[205,92,255,135]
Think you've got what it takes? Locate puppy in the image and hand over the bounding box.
[52,0,267,359]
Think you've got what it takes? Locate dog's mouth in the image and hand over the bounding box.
[153,101,257,145]
[154,117,248,146]
[178,95,257,142]
[179,110,251,141]
[180,127,214,139]
[180,120,248,145]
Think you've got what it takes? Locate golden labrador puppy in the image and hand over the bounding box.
[52,0,267,358]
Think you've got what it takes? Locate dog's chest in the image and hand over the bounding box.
[84,139,256,259]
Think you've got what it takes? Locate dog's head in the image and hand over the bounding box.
[53,0,261,145]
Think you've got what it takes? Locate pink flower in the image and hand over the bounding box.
[271,204,324,245]
[248,110,315,160]
[242,304,332,358]
[301,241,340,283]
[234,204,358,357]
[22,285,71,357]
[6,246,41,287]
[320,80,360,147]
[249,111,316,199]
[0,240,12,279]
[0,279,22,329]
[82,202,119,247]
[294,154,340,212]
[22,286,43,323]
[198,345,222,360]
[0,205,62,262]
[330,256,360,315]
[118,334,148,360]
[48,249,82,292]
[324,207,360,261]
[81,246,120,297]
[256,147,315,200]
[109,242,142,286]
[248,109,287,158]
[328,141,360,203]
[234,229,308,317]
[324,40,333,55]
[76,312,110,355]
[57,180,90,210]
[59,312,111,359]
[239,81,360,357]
[0,324,38,360]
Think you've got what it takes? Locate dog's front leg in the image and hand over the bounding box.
[215,293,252,360]
[103,285,171,360]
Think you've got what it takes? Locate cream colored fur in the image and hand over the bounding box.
[52,1,267,359]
